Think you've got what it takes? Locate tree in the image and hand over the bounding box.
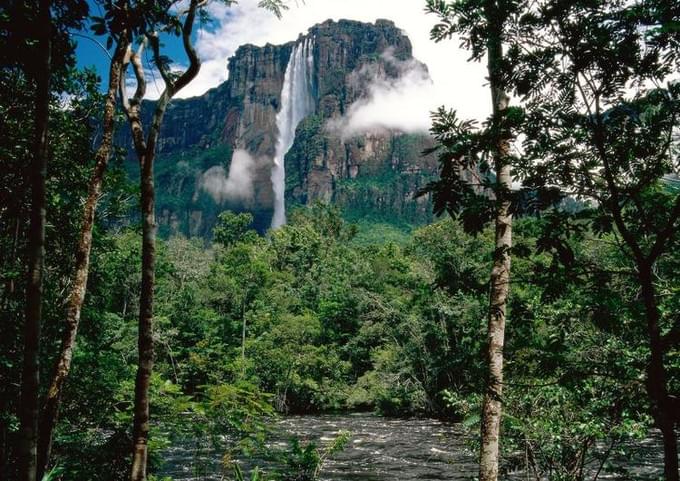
[117,1,286,478]
[213,211,258,372]
[425,1,526,479]
[37,10,131,478]
[18,2,52,479]
[118,2,203,478]
[0,0,90,478]
[0,39,105,481]
[506,1,680,478]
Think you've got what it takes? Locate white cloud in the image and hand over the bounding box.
[327,48,442,137]
[199,149,256,203]
[177,0,490,122]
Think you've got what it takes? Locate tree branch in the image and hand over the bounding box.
[172,0,201,95]
[148,0,201,98]
[147,32,174,90]
[71,33,112,60]
[584,89,646,263]
[130,39,147,106]
[647,193,680,263]
[118,43,132,116]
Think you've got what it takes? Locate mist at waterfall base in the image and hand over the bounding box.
[271,38,316,228]
[199,149,256,204]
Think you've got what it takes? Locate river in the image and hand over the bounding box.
[161,413,666,480]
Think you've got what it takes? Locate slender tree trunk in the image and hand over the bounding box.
[130,98,169,481]
[479,3,512,480]
[241,301,247,368]
[130,148,155,481]
[18,2,51,480]
[639,265,678,481]
[479,122,512,481]
[1,392,9,479]
[36,38,129,480]
[123,44,153,476]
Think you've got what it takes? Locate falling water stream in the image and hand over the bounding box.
[271,38,316,228]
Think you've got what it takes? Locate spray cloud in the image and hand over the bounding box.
[200,149,256,203]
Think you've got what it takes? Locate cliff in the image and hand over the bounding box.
[119,19,437,237]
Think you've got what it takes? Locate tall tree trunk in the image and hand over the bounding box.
[241,301,247,369]
[130,98,169,481]
[130,149,155,481]
[18,1,51,480]
[127,6,200,476]
[639,265,679,481]
[36,37,129,480]
[479,3,512,480]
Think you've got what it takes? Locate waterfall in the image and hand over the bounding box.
[271,38,315,228]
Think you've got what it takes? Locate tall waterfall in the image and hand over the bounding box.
[271,38,315,228]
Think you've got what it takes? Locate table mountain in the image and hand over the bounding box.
[118,19,438,237]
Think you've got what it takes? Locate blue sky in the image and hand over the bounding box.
[75,1,194,98]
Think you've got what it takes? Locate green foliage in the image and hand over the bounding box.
[41,465,65,481]
[214,211,257,247]
[280,430,351,481]
[232,464,268,481]
[441,217,673,478]
[501,3,680,474]
[227,430,350,481]
[257,0,288,19]
[0,24,136,476]
[418,106,497,231]
[3,191,670,480]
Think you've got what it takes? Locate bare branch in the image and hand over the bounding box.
[119,43,132,116]
[173,0,201,95]
[130,39,147,106]
[147,31,174,90]
[71,33,112,60]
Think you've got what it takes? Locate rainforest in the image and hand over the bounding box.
[0,1,679,481]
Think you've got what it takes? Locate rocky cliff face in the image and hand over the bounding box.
[122,19,437,237]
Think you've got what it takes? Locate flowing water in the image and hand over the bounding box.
[271,38,315,229]
[162,413,666,481]
[277,414,477,480]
